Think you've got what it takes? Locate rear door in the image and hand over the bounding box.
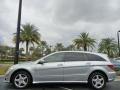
[63,52,90,81]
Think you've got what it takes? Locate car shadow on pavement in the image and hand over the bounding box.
[5,83,93,90]
[5,82,118,90]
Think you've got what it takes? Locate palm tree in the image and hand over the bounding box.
[13,23,41,60]
[98,38,118,57]
[55,43,64,51]
[73,32,96,51]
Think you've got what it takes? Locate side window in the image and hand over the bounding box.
[44,53,64,63]
[64,52,85,62]
[85,53,106,61]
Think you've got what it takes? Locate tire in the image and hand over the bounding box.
[88,72,106,90]
[12,71,32,89]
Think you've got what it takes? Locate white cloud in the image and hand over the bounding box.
[0,0,120,48]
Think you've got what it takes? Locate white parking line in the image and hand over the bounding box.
[59,87,73,90]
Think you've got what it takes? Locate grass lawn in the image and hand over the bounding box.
[0,64,12,75]
[0,61,26,75]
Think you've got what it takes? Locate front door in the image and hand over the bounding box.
[35,52,64,82]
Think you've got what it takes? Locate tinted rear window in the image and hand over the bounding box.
[85,53,106,61]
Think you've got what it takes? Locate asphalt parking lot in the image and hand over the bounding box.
[0,77,120,90]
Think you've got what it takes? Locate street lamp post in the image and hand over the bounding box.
[117,30,120,57]
[14,0,22,64]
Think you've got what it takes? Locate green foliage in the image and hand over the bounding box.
[65,44,75,51]
[31,41,52,59]
[98,38,118,57]
[0,64,11,75]
[13,23,41,60]
[73,32,96,51]
[0,30,119,61]
[0,45,15,60]
[114,68,120,76]
[116,70,120,76]
[54,43,65,51]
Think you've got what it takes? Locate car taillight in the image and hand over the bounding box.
[107,64,115,71]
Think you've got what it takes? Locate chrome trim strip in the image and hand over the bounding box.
[33,81,88,84]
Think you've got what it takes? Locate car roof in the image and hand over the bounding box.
[56,51,107,56]
[53,51,108,60]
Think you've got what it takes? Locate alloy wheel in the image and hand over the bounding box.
[14,73,28,88]
[92,74,105,89]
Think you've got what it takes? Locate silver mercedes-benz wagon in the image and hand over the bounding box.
[4,51,116,90]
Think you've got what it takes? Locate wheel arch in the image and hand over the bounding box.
[10,69,33,83]
[88,70,108,82]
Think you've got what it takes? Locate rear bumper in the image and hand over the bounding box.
[107,72,116,82]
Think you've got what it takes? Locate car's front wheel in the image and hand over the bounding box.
[88,72,106,90]
[12,71,31,89]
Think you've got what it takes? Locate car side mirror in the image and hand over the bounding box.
[38,60,45,64]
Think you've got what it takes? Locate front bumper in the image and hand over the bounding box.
[4,73,11,83]
[4,69,14,83]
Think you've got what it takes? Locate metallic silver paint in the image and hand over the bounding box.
[4,51,116,85]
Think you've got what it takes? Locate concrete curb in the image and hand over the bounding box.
[0,75,4,77]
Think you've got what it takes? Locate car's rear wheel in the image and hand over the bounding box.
[12,71,31,89]
[88,72,106,90]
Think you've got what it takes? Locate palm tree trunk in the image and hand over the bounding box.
[26,41,29,60]
[107,49,110,57]
[84,44,87,51]
[0,53,1,60]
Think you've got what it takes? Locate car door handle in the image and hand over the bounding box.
[57,64,63,67]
